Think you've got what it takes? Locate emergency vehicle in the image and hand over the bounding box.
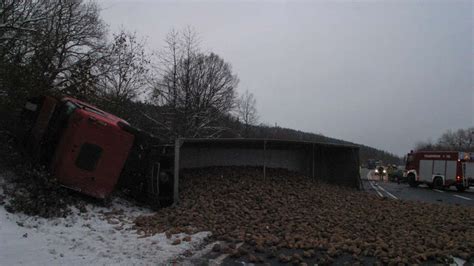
[404,150,474,191]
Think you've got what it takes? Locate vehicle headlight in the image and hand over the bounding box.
[383,169,387,173]
[375,169,379,173]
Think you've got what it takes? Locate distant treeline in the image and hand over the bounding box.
[250,126,403,165]
[415,127,474,153]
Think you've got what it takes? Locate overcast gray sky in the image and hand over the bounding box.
[100,0,473,156]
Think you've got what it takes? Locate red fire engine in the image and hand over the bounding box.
[404,150,474,191]
[21,95,174,207]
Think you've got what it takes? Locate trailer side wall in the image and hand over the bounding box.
[173,139,360,203]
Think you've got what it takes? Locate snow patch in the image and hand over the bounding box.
[0,171,211,265]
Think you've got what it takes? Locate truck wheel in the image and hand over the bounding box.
[456,185,466,192]
[408,174,418,187]
[158,173,174,208]
[433,177,443,189]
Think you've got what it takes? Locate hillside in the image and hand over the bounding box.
[245,124,402,165]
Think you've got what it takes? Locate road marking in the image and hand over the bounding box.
[367,170,397,199]
[368,180,384,198]
[453,256,466,266]
[375,184,398,200]
[433,189,444,193]
[453,195,472,201]
[366,170,394,198]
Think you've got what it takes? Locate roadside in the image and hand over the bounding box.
[0,168,211,265]
[361,169,474,206]
[0,130,213,265]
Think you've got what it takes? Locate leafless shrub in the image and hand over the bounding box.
[236,90,258,137]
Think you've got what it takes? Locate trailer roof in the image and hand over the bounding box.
[178,138,359,149]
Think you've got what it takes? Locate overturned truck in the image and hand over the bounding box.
[21,95,361,207]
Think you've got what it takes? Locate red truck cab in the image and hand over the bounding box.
[49,97,134,198]
[24,96,133,198]
[22,95,174,206]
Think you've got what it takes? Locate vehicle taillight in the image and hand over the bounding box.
[456,176,462,182]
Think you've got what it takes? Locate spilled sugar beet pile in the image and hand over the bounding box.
[135,167,474,264]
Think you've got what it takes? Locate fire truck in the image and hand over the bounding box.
[404,150,474,191]
[21,95,175,207]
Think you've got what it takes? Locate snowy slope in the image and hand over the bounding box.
[0,171,210,266]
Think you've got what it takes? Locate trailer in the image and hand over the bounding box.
[404,150,474,191]
[20,95,361,207]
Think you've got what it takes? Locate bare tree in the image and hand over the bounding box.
[97,30,150,104]
[0,0,106,101]
[415,127,474,152]
[0,0,47,63]
[438,128,474,151]
[62,57,99,101]
[150,28,238,138]
[414,140,435,151]
[236,90,258,137]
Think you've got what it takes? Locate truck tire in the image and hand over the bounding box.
[433,177,443,189]
[456,185,466,192]
[158,172,174,207]
[408,174,418,187]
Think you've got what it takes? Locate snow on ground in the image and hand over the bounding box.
[0,170,211,266]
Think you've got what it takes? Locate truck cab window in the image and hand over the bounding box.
[57,101,77,127]
[75,143,103,171]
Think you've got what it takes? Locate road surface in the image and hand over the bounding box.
[361,168,474,206]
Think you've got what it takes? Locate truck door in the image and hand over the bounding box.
[433,160,446,183]
[463,162,473,187]
[446,160,457,183]
[419,160,433,182]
